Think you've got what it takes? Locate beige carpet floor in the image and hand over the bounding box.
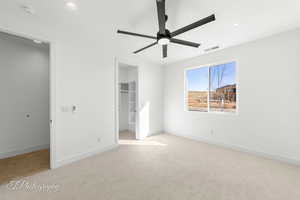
[0,134,300,200]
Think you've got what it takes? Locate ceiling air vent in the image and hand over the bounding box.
[21,5,35,15]
[204,46,220,52]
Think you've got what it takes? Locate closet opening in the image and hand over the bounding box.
[117,63,139,141]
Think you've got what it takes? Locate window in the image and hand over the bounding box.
[185,61,237,113]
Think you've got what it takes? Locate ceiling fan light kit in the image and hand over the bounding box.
[158,38,170,45]
[117,0,216,58]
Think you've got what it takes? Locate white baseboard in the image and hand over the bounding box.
[54,143,119,169]
[0,144,50,159]
[169,132,300,166]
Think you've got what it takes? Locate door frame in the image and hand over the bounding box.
[0,27,57,169]
[114,58,140,142]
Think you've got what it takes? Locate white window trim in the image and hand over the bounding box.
[184,60,239,115]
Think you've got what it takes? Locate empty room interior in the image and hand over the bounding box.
[0,32,50,184]
[0,0,300,199]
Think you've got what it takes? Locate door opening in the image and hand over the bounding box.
[117,63,139,142]
[0,29,54,183]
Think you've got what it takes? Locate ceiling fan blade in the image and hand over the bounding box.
[170,38,200,48]
[156,0,166,34]
[171,14,216,37]
[163,45,167,58]
[117,30,157,40]
[134,42,158,54]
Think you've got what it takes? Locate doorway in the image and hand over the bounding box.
[0,30,53,184]
[117,63,139,142]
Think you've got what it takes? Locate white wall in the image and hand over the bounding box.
[0,3,164,167]
[164,28,300,163]
[138,62,164,138]
[119,67,129,83]
[0,9,117,168]
[0,32,50,159]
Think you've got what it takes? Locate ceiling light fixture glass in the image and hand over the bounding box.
[158,38,170,45]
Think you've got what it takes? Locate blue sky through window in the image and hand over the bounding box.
[187,62,236,91]
[187,66,209,91]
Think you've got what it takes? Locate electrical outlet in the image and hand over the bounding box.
[210,129,214,135]
[97,138,101,143]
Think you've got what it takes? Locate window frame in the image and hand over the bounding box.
[184,60,239,115]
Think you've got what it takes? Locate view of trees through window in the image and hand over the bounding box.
[186,61,237,113]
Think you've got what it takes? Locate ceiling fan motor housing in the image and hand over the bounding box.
[117,0,215,58]
[157,29,171,40]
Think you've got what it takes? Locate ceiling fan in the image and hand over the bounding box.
[117,0,216,58]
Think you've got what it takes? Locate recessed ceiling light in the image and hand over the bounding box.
[234,23,239,27]
[33,40,42,44]
[21,5,35,15]
[66,1,78,10]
